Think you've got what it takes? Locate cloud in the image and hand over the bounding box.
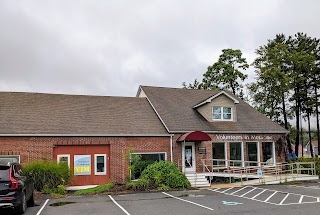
[0,0,320,98]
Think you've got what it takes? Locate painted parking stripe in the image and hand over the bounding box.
[109,195,131,215]
[36,199,49,215]
[229,186,246,195]
[299,195,304,203]
[209,188,279,206]
[210,186,320,206]
[240,187,256,197]
[251,189,266,199]
[279,193,290,205]
[221,187,233,193]
[162,192,214,211]
[264,191,277,202]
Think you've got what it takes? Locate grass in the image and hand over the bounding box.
[74,182,115,195]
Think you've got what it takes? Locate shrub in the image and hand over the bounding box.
[74,182,115,195]
[42,185,66,196]
[130,160,154,180]
[288,157,320,176]
[22,160,71,192]
[128,161,190,191]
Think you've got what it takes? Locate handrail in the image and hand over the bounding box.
[200,159,316,184]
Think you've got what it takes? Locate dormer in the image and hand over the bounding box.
[193,91,239,122]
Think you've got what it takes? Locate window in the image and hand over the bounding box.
[246,142,258,166]
[57,154,70,167]
[262,142,275,165]
[229,142,243,166]
[130,152,166,180]
[0,155,20,163]
[0,166,10,181]
[212,142,227,167]
[94,154,107,175]
[212,107,232,120]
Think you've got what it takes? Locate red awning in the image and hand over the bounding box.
[176,131,211,142]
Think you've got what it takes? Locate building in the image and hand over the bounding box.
[0,86,288,186]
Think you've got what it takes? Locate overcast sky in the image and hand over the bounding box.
[1,0,320,97]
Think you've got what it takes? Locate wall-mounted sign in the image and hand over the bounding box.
[215,135,272,141]
[198,147,206,154]
[74,155,91,175]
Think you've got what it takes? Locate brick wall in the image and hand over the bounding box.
[0,133,287,183]
[171,133,287,172]
[0,136,170,183]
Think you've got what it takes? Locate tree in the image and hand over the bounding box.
[182,79,202,89]
[249,34,293,152]
[202,49,249,95]
[287,33,318,156]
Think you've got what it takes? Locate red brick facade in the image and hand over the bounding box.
[0,133,286,184]
[171,133,287,173]
[0,136,170,183]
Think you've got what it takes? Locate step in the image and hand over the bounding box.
[185,173,210,187]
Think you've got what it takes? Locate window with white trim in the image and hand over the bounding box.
[57,154,70,167]
[212,107,232,120]
[94,154,107,175]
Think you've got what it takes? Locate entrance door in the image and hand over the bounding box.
[183,142,195,173]
[246,142,259,166]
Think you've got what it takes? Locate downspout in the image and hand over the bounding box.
[170,134,173,162]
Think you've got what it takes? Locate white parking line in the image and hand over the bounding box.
[210,186,320,206]
[221,187,233,193]
[240,187,256,197]
[264,191,277,202]
[229,187,246,195]
[109,195,131,215]
[299,195,304,203]
[162,192,214,211]
[36,199,49,215]
[279,193,290,205]
[251,189,266,199]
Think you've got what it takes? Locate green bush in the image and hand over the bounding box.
[74,182,115,195]
[128,161,190,191]
[130,160,154,180]
[288,157,320,176]
[22,160,71,192]
[42,185,66,195]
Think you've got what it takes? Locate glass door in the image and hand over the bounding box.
[183,143,195,172]
[229,142,243,167]
[246,142,258,166]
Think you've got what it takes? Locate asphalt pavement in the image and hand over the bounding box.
[2,181,320,215]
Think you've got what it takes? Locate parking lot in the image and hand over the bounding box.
[2,181,320,215]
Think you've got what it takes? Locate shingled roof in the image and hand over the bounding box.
[139,86,288,134]
[0,92,168,135]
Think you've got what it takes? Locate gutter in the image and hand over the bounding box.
[170,134,173,162]
[169,130,289,134]
[0,133,172,137]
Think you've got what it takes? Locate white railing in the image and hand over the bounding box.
[201,159,317,184]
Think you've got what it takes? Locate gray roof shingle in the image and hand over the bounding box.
[140,86,288,133]
[0,92,168,135]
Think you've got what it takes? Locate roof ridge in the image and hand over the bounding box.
[0,91,145,99]
[140,85,221,92]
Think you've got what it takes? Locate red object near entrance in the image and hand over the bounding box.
[177,131,211,142]
[53,145,110,186]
